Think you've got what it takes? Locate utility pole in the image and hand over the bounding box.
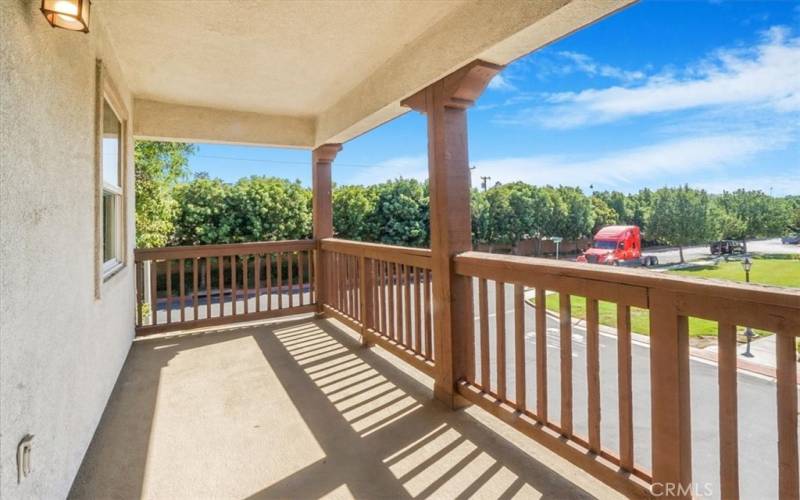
[480,176,491,192]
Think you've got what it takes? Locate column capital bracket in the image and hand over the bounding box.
[401,60,504,112]
[313,143,343,163]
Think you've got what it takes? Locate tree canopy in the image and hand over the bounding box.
[133,141,795,251]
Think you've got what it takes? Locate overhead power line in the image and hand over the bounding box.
[195,154,388,169]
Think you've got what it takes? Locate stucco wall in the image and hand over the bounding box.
[0,2,136,498]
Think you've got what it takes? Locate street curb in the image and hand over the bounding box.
[522,297,797,383]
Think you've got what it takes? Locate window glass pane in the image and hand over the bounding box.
[102,100,120,188]
[103,192,117,263]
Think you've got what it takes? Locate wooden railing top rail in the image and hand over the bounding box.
[455,251,800,333]
[134,239,316,261]
[320,238,432,269]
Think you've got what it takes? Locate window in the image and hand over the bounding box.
[101,98,123,276]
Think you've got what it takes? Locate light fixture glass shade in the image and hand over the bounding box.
[41,0,90,33]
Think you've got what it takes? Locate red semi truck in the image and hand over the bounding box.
[576,225,658,266]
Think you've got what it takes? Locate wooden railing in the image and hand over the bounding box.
[319,238,435,376]
[134,240,316,335]
[132,238,798,498]
[454,251,799,498]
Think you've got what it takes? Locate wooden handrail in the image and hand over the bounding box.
[455,251,800,332]
[320,238,432,269]
[134,239,315,261]
[454,249,799,498]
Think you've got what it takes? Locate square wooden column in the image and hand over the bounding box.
[312,143,341,314]
[403,61,502,408]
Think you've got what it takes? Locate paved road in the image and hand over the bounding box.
[642,237,799,265]
[473,281,786,500]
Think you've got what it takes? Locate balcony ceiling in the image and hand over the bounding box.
[96,0,633,148]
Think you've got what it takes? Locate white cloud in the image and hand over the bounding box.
[346,155,428,185]
[470,131,793,191]
[342,129,796,194]
[502,26,800,129]
[487,74,516,92]
[557,51,645,83]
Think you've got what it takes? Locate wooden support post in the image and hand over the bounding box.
[312,143,342,315]
[649,289,692,498]
[402,60,502,409]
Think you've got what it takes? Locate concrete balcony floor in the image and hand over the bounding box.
[70,316,620,499]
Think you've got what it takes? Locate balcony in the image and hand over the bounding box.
[73,238,800,498]
[70,317,617,499]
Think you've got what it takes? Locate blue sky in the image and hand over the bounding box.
[187,0,800,195]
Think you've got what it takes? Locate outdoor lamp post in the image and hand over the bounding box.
[742,327,755,358]
[40,0,90,33]
[741,256,752,283]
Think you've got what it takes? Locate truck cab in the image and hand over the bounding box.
[577,225,655,266]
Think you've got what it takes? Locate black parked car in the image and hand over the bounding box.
[710,240,745,255]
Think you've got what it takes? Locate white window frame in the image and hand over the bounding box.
[95,61,129,296]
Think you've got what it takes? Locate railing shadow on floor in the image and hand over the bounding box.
[70,315,611,499]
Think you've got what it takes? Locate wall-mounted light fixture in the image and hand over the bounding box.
[40,0,90,33]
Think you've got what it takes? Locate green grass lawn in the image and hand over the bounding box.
[540,257,798,338]
[668,257,799,288]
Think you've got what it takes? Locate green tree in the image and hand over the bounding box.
[552,186,594,240]
[225,177,312,242]
[471,188,491,245]
[172,175,233,245]
[717,189,792,250]
[648,186,715,263]
[594,190,629,223]
[627,188,653,232]
[371,179,429,247]
[134,141,195,247]
[590,196,618,233]
[334,185,378,241]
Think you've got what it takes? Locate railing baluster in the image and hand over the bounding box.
[288,252,294,309]
[308,249,314,304]
[358,256,368,339]
[218,255,225,318]
[414,267,422,354]
[388,262,395,340]
[496,281,506,400]
[586,298,601,453]
[192,258,199,321]
[255,254,261,312]
[535,287,547,422]
[617,303,633,470]
[379,261,387,335]
[718,322,739,499]
[231,255,237,315]
[514,283,525,411]
[649,290,692,496]
[205,257,211,319]
[166,260,173,324]
[298,251,304,307]
[277,252,283,310]
[150,260,158,326]
[776,332,799,499]
[404,264,412,348]
[479,278,490,390]
[242,255,249,314]
[424,268,432,360]
[266,253,273,311]
[560,293,573,437]
[397,264,405,344]
[136,262,144,327]
[178,258,185,322]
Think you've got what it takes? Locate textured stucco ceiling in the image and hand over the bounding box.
[98,0,634,147]
[97,0,465,117]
